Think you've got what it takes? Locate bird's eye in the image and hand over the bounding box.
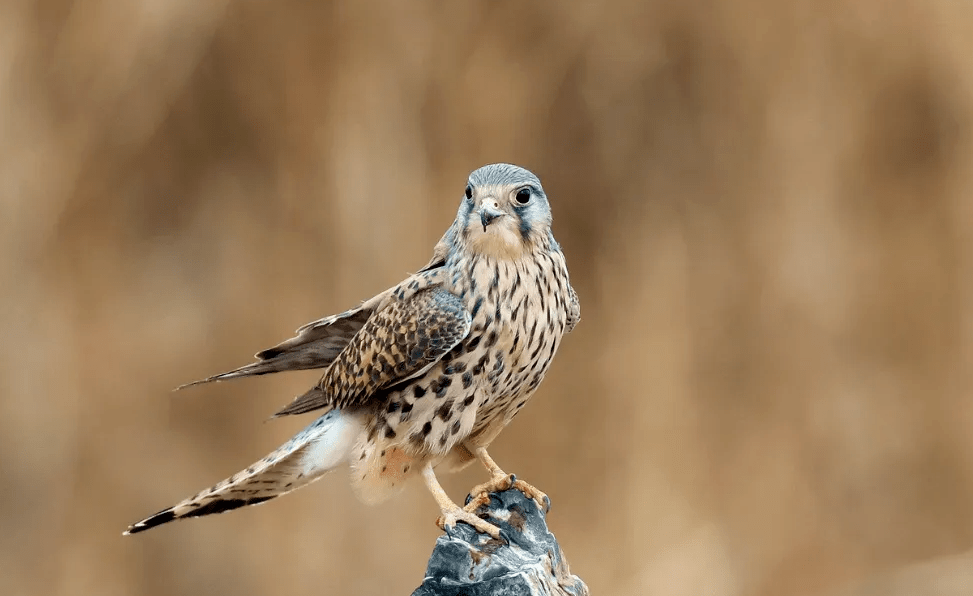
[465,185,473,200]
[515,188,531,205]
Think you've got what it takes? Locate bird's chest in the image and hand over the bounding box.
[454,256,568,409]
[374,253,570,456]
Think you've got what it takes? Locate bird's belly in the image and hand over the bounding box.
[466,322,566,441]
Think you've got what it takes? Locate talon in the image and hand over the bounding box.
[423,462,501,541]
[509,478,549,514]
[463,492,493,515]
[436,506,502,540]
[436,515,453,538]
[466,473,515,505]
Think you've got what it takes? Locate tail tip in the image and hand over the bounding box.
[173,378,212,392]
[123,508,177,535]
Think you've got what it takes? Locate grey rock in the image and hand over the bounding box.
[412,488,589,596]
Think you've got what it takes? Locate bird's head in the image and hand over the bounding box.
[455,163,552,260]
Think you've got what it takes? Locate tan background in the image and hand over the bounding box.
[3,1,973,595]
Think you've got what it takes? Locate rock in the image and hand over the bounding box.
[411,488,589,596]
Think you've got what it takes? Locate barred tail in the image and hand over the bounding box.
[124,409,361,534]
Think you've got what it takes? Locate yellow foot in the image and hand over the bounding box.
[464,473,551,514]
[436,505,502,540]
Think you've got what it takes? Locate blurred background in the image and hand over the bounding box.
[2,0,973,594]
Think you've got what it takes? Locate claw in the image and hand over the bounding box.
[465,473,515,505]
[437,506,502,540]
[463,492,493,515]
[510,478,549,514]
[465,472,550,514]
[438,516,454,539]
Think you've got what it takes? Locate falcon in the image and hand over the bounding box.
[125,164,580,539]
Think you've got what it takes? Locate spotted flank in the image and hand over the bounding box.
[124,409,361,534]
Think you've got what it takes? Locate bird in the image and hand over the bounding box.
[124,163,580,539]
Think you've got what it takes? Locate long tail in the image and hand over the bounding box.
[124,409,361,534]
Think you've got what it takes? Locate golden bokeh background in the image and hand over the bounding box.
[3,1,973,594]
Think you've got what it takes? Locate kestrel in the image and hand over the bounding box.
[125,164,580,539]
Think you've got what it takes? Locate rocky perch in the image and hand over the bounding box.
[411,488,589,596]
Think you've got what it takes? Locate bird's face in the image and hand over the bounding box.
[456,164,552,260]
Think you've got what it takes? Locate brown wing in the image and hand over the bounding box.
[273,286,471,416]
[175,232,451,392]
[176,307,372,389]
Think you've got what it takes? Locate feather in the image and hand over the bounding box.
[124,409,361,534]
[175,309,372,390]
[273,287,471,416]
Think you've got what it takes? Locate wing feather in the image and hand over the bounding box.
[175,308,372,389]
[273,286,471,416]
[175,237,452,391]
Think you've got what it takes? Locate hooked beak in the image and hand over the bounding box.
[479,200,505,232]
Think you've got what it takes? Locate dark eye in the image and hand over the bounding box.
[515,188,531,204]
[465,185,473,200]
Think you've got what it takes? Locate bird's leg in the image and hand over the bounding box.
[463,446,550,514]
[421,462,501,540]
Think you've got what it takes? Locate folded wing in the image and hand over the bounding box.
[175,237,455,391]
[273,286,472,417]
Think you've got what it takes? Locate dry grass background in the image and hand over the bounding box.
[2,0,973,595]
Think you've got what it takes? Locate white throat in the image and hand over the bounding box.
[469,224,527,260]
